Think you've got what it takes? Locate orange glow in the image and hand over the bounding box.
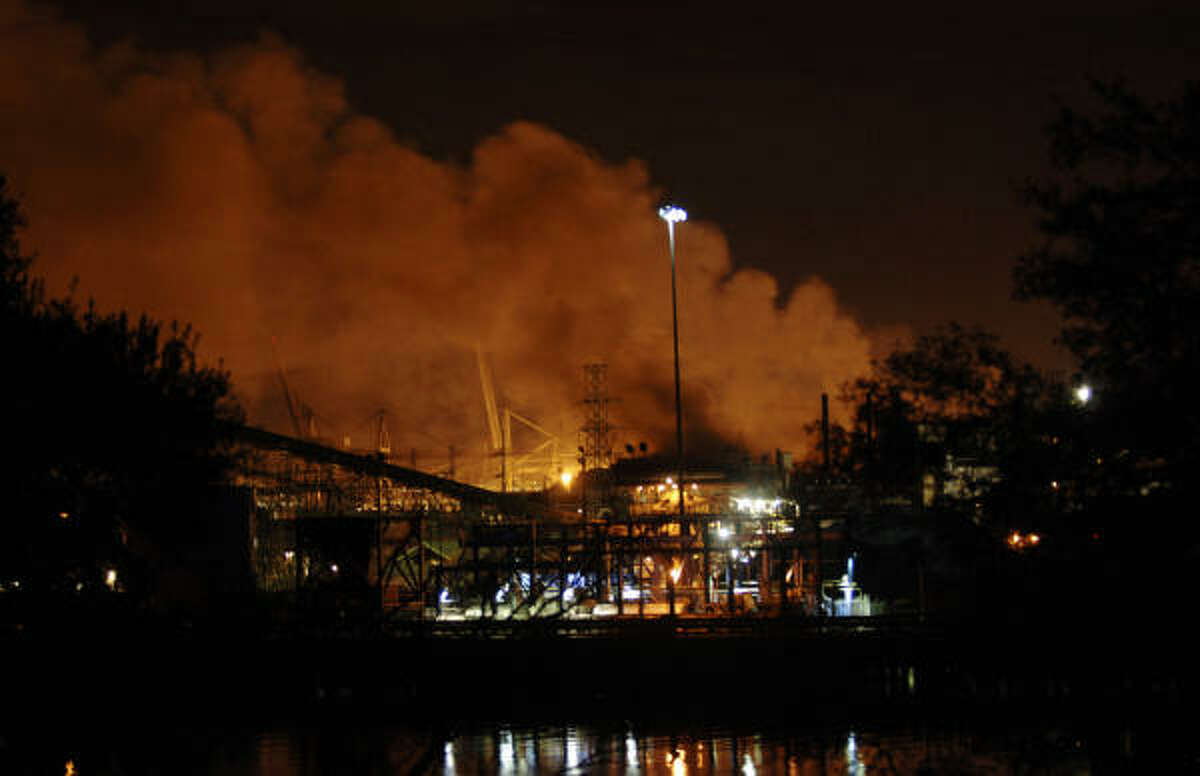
[1007,531,1042,550]
[0,1,876,474]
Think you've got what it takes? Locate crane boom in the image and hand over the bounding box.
[476,345,503,450]
[271,337,304,439]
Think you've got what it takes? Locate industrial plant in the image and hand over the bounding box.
[233,360,878,631]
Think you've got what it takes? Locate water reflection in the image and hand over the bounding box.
[423,726,945,774]
[6,718,1106,775]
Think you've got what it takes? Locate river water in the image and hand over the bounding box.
[3,716,1128,774]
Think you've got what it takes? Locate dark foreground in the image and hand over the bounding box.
[2,615,1197,772]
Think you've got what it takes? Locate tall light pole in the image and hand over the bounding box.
[659,204,687,616]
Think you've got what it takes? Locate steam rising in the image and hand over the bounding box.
[1,0,873,482]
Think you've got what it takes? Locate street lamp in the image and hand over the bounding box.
[659,203,687,617]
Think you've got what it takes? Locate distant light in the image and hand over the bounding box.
[1074,384,1092,404]
[330,564,339,574]
[104,569,117,590]
[718,526,732,540]
[658,204,688,224]
[59,511,69,520]
[560,470,574,489]
[691,483,698,490]
[665,477,674,486]
[284,550,295,561]
[1028,533,1041,545]
[669,563,683,584]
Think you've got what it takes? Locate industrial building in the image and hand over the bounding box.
[230,417,872,629]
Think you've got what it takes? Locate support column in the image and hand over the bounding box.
[558,527,567,614]
[417,512,425,622]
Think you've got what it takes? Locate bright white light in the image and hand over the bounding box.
[560,470,574,489]
[439,588,451,604]
[658,204,688,223]
[566,729,581,769]
[499,729,515,774]
[284,550,295,561]
[718,526,732,539]
[1075,384,1092,404]
[104,569,118,590]
[845,731,865,776]
[330,564,339,574]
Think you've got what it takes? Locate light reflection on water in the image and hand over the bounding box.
[15,720,1098,775]
[401,725,1014,775]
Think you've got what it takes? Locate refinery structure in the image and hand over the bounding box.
[229,359,878,629]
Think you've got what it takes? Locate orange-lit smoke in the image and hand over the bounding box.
[1,1,874,482]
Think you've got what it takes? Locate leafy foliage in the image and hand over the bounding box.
[818,324,1066,522]
[1015,80,1200,481]
[1,175,243,596]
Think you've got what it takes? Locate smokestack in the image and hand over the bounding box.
[821,392,830,477]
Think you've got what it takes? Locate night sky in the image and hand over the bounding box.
[4,0,1200,468]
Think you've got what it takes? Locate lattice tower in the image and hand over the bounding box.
[582,363,612,472]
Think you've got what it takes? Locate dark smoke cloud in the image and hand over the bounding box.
[1,0,877,484]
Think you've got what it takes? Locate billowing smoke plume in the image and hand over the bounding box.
[1,0,874,483]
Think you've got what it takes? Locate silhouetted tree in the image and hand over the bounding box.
[1,175,243,603]
[1015,80,1200,495]
[818,324,1067,523]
